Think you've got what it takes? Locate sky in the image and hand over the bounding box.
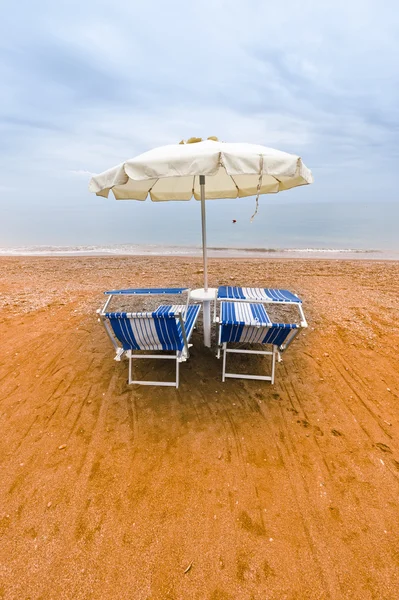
[1,0,398,248]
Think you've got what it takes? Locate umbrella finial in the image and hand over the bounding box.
[179,136,218,144]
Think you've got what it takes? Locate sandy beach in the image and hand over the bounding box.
[0,256,399,599]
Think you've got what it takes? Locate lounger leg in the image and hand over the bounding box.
[221,347,276,383]
[222,343,227,382]
[271,346,276,385]
[128,352,133,384]
[127,352,178,387]
[176,353,180,389]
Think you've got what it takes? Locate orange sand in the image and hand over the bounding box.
[0,256,398,599]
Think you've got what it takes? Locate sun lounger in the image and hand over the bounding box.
[216,286,307,383]
[98,288,200,388]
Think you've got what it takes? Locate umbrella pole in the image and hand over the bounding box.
[200,175,208,291]
[200,175,211,347]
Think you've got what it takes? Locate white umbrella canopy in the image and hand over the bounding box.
[89,138,313,347]
[89,139,313,201]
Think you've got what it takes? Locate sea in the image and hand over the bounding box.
[1,200,398,260]
[0,245,397,260]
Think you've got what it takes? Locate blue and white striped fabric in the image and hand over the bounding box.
[221,301,271,327]
[105,304,200,352]
[218,286,301,303]
[220,302,297,346]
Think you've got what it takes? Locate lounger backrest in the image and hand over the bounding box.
[105,306,185,351]
[220,301,298,347]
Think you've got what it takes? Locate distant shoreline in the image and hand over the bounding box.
[0,244,398,261]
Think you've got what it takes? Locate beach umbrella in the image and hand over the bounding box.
[89,138,313,346]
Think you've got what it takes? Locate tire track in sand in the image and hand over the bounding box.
[33,371,120,598]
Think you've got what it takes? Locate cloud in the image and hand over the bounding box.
[69,170,96,177]
[1,0,398,246]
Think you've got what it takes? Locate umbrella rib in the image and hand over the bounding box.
[147,178,160,200]
[230,175,240,197]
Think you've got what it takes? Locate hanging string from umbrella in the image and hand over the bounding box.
[250,155,264,222]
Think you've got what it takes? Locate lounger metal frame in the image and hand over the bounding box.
[215,287,308,384]
[221,344,279,383]
[97,288,197,388]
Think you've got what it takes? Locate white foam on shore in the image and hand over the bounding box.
[0,244,397,260]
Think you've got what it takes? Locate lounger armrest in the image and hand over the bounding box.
[298,304,308,328]
[98,309,120,352]
[184,289,191,320]
[178,313,190,357]
[104,288,189,296]
[99,295,113,315]
[279,328,301,352]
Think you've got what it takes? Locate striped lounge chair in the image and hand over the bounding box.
[98,288,200,388]
[216,286,307,384]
